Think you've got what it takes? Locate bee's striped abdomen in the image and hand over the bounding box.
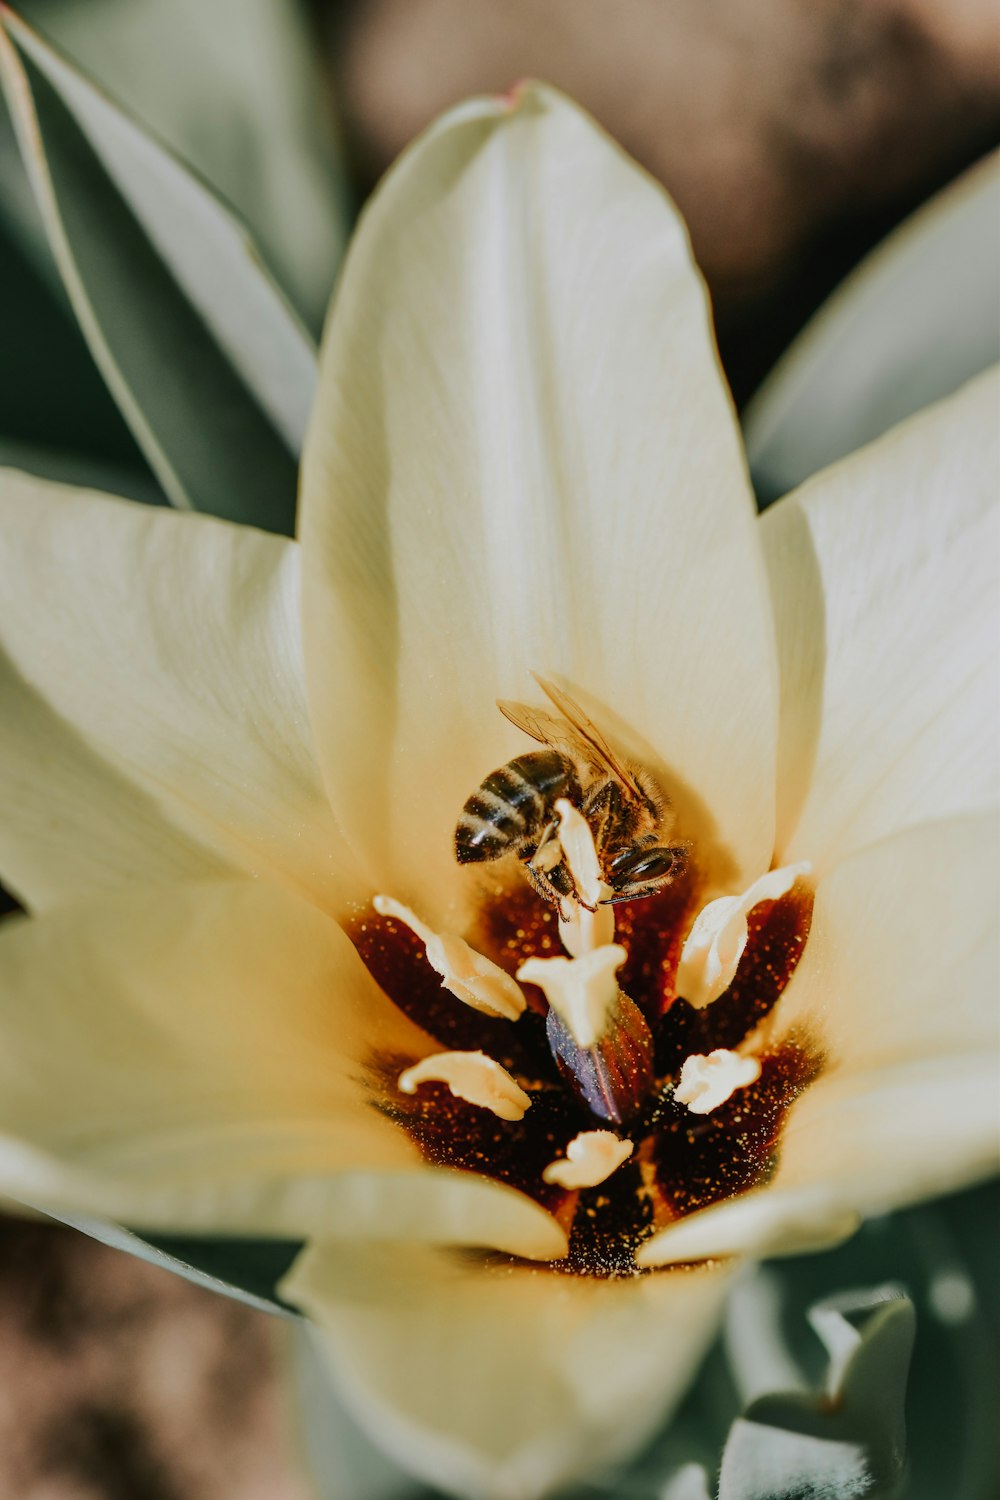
[454,750,580,864]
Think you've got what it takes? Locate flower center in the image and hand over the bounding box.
[350,825,817,1277]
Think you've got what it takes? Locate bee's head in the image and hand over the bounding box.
[602,844,685,903]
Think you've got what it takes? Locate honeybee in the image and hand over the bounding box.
[454,675,684,906]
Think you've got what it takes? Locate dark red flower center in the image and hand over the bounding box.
[350,866,818,1277]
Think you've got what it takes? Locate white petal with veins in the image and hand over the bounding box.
[0,472,356,913]
[398,1052,532,1121]
[676,862,811,1009]
[518,945,627,1049]
[543,1131,634,1189]
[675,1050,762,1115]
[373,895,526,1021]
[762,370,999,869]
[299,83,780,911]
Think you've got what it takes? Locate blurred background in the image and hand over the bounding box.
[0,1,997,1496]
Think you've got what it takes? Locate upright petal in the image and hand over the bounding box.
[285,1239,729,1500]
[0,878,563,1260]
[0,471,353,911]
[300,84,778,910]
[639,815,999,1267]
[762,370,999,869]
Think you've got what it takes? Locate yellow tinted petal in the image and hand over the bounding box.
[0,471,354,911]
[285,1239,729,1499]
[641,814,999,1266]
[763,370,999,868]
[300,84,777,914]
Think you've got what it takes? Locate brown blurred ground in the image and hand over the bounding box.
[0,1215,310,1500]
[321,0,1000,391]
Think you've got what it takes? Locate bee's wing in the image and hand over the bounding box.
[496,698,580,754]
[531,674,645,799]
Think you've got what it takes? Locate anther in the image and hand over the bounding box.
[675,862,811,1008]
[397,1051,532,1121]
[674,1049,761,1114]
[542,1131,634,1189]
[374,895,526,1021]
[552,799,615,955]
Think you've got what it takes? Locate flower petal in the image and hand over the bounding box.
[762,369,999,868]
[284,1239,729,1500]
[300,83,778,910]
[639,814,999,1267]
[0,878,564,1260]
[776,814,999,1068]
[0,470,352,911]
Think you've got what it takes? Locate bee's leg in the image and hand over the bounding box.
[522,860,556,906]
[522,821,577,906]
[530,817,563,874]
[522,856,574,907]
[518,819,563,906]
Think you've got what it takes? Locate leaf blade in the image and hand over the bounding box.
[0,7,317,531]
[718,1286,915,1500]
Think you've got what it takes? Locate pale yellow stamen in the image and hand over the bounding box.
[551,798,615,956]
[542,1130,634,1189]
[373,895,526,1022]
[397,1051,531,1121]
[517,944,627,1049]
[675,861,811,1009]
[553,798,606,907]
[674,1049,762,1115]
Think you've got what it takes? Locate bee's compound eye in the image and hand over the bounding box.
[609,847,679,886]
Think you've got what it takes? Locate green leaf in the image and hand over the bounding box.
[0,199,152,472]
[0,70,54,282]
[0,6,317,533]
[17,0,351,330]
[718,1286,915,1500]
[41,1207,304,1313]
[0,436,163,502]
[140,1230,304,1308]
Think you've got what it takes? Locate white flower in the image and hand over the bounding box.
[0,84,996,1500]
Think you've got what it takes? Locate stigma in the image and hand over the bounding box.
[398,1051,532,1121]
[516,946,626,1049]
[372,894,526,1021]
